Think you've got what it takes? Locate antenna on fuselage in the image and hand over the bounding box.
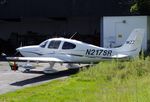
[69,32,78,39]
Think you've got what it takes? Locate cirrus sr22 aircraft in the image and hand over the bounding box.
[4,28,144,73]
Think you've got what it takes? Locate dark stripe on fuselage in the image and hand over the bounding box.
[21,51,84,57]
[21,51,44,56]
[21,51,128,60]
[60,53,84,57]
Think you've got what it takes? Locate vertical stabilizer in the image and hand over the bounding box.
[117,28,145,57]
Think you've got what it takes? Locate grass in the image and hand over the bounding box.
[1,56,150,102]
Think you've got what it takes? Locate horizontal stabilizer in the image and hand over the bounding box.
[111,54,128,59]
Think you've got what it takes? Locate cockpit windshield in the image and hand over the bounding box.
[39,40,48,48]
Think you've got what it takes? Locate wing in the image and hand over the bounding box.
[6,57,66,63]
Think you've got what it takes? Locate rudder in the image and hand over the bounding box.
[117,28,145,57]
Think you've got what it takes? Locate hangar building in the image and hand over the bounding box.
[0,0,147,55]
[103,16,150,51]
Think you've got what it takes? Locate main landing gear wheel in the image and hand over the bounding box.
[43,68,57,74]
[66,64,79,69]
[43,62,56,74]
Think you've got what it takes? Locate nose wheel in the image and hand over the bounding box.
[23,69,30,72]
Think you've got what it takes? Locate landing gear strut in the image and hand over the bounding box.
[43,62,55,74]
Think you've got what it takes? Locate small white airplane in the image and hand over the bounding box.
[4,28,144,73]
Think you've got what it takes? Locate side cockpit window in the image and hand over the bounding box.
[62,42,76,49]
[48,40,61,49]
[39,41,48,48]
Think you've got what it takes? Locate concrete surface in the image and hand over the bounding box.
[0,62,84,95]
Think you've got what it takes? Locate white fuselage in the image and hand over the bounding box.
[17,28,145,64]
[17,38,121,63]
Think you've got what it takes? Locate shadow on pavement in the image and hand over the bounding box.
[10,68,80,86]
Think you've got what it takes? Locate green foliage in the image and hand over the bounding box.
[1,57,150,102]
[130,3,138,13]
[130,0,150,14]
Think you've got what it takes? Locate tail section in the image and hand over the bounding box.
[117,28,145,57]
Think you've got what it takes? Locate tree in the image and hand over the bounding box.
[130,0,150,14]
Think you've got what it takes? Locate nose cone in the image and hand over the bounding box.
[16,47,22,52]
[15,45,39,57]
[16,46,28,57]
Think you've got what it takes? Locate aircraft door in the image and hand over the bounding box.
[46,40,61,56]
[114,21,129,47]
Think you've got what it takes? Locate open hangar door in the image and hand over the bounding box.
[0,17,101,55]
